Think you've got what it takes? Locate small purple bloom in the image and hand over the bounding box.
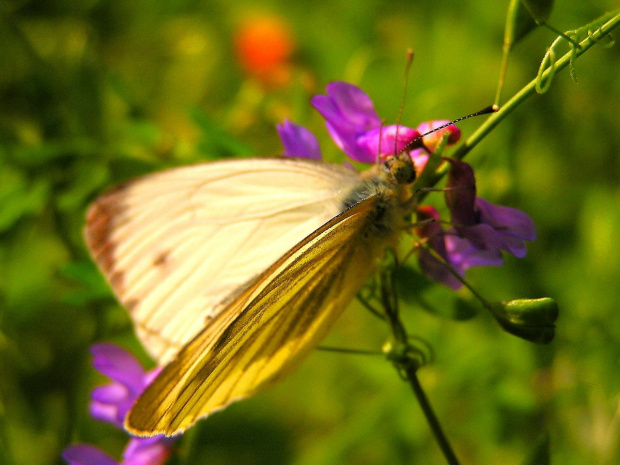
[89,343,148,428]
[444,232,504,270]
[415,206,463,290]
[473,197,537,257]
[63,438,174,465]
[63,344,175,465]
[311,81,420,163]
[415,159,536,289]
[356,125,421,161]
[121,437,175,465]
[63,445,117,465]
[277,119,322,159]
[445,159,536,259]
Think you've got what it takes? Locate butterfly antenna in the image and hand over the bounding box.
[402,104,499,154]
[393,49,415,155]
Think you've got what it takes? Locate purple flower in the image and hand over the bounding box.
[277,119,322,159]
[119,437,174,465]
[415,160,536,289]
[407,120,461,172]
[445,159,536,257]
[415,206,463,290]
[277,82,462,169]
[311,81,420,163]
[63,438,173,465]
[63,445,117,465]
[63,343,175,465]
[89,343,150,428]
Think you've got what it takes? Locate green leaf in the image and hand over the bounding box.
[56,160,110,212]
[520,0,554,24]
[191,107,255,159]
[59,260,114,305]
[506,0,538,48]
[1,224,69,316]
[0,166,50,233]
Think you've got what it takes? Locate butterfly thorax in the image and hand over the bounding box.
[342,155,414,243]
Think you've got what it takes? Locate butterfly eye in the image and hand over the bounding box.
[386,152,416,185]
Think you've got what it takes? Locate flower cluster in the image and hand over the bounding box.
[277,81,460,168]
[416,159,536,289]
[278,81,535,289]
[63,344,175,465]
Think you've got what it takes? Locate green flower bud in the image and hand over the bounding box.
[489,298,558,344]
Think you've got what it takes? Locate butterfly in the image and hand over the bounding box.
[84,152,417,436]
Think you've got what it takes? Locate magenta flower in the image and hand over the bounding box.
[409,119,462,172]
[277,82,464,169]
[416,120,461,152]
[62,343,175,465]
[274,81,535,290]
[311,81,420,163]
[277,119,322,159]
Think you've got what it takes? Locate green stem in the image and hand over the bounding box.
[413,10,620,193]
[380,270,460,465]
[317,345,383,356]
[453,11,620,161]
[406,368,460,465]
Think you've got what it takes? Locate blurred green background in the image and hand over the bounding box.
[1,0,619,464]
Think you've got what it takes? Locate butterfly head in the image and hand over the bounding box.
[384,151,416,185]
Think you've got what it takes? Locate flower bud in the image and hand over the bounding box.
[417,120,461,152]
[489,298,559,344]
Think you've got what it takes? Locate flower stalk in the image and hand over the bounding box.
[380,269,460,465]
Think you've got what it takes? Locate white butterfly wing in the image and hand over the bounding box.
[85,158,362,363]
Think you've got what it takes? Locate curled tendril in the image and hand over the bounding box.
[536,47,557,94]
[383,341,427,379]
[407,335,435,365]
[588,28,615,48]
[569,35,579,83]
[537,25,594,92]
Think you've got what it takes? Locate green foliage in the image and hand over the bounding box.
[521,0,555,24]
[1,1,619,464]
[506,0,539,47]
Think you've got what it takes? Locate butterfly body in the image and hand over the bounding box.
[85,156,414,436]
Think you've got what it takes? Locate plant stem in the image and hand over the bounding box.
[405,367,460,465]
[415,10,620,190]
[316,345,383,356]
[381,270,460,465]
